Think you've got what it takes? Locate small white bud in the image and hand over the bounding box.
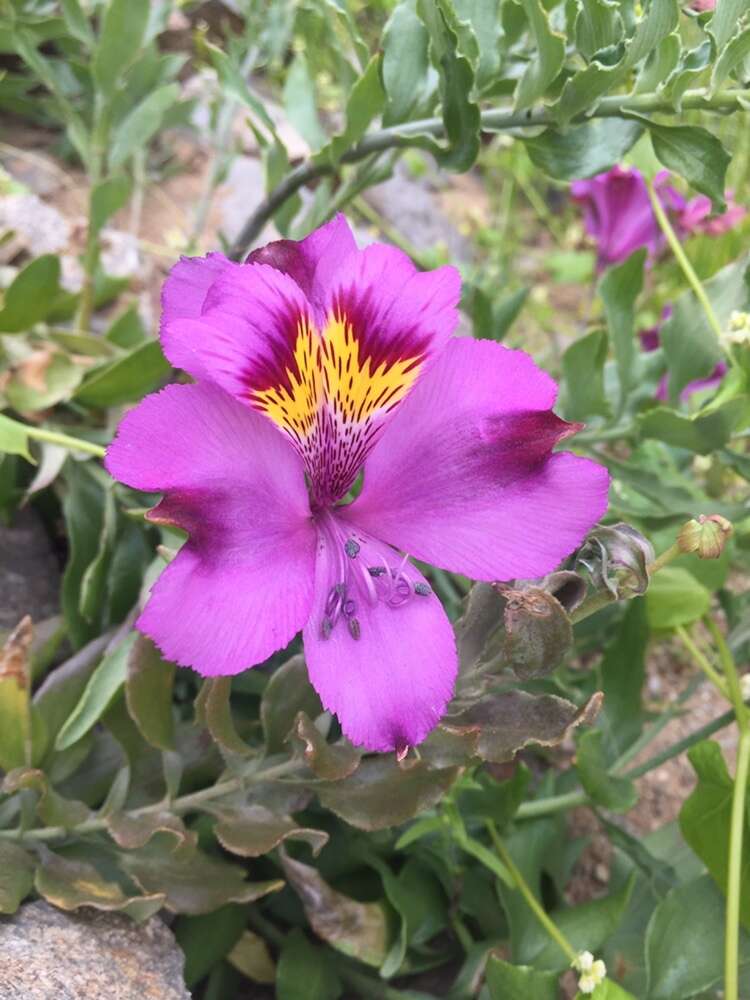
[740,674,750,702]
[573,952,606,993]
[723,310,750,348]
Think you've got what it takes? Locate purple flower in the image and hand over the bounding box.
[106,216,609,753]
[571,167,685,270]
[678,192,747,237]
[639,305,727,401]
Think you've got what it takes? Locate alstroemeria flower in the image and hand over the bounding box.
[106,216,609,753]
[571,167,684,270]
[639,306,727,401]
[679,191,747,237]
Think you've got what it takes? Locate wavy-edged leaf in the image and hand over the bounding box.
[213,804,328,858]
[514,0,565,111]
[195,676,251,758]
[290,712,361,780]
[125,634,175,750]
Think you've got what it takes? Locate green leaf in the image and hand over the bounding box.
[561,328,609,421]
[513,0,565,111]
[554,0,679,123]
[175,906,247,988]
[92,0,150,97]
[453,0,501,91]
[5,351,85,413]
[646,874,750,999]
[109,83,180,169]
[708,0,749,52]
[283,53,327,151]
[485,953,558,1000]
[646,122,731,213]
[575,729,638,811]
[90,175,132,235]
[524,119,642,182]
[74,339,170,407]
[711,23,750,92]
[418,0,481,171]
[316,757,459,831]
[662,256,749,401]
[598,600,648,758]
[574,0,623,62]
[277,929,342,1000]
[105,304,147,348]
[55,631,137,751]
[60,0,95,47]
[638,399,747,454]
[662,40,712,109]
[0,414,33,463]
[0,255,61,332]
[61,464,106,647]
[679,740,750,928]
[317,56,385,166]
[635,31,681,93]
[382,0,433,124]
[0,842,35,914]
[279,852,391,967]
[195,677,251,757]
[3,767,89,828]
[207,44,279,138]
[646,566,711,629]
[125,634,175,751]
[261,654,322,754]
[599,249,645,409]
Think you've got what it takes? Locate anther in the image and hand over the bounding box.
[348,617,361,640]
[414,582,432,596]
[345,538,360,558]
[368,566,386,577]
[321,617,333,640]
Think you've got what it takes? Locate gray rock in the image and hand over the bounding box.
[0,900,190,1000]
[0,508,59,630]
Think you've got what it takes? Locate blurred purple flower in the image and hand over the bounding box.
[639,305,727,402]
[679,191,747,237]
[571,166,685,270]
[106,215,609,753]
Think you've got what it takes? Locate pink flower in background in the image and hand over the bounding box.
[678,192,747,237]
[571,167,685,270]
[690,0,715,10]
[106,216,608,752]
[639,305,727,402]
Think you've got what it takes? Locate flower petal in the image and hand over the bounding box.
[246,213,357,321]
[347,338,610,581]
[160,252,234,329]
[106,382,316,674]
[303,515,457,752]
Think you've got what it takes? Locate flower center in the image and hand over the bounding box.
[317,516,431,642]
[248,309,424,506]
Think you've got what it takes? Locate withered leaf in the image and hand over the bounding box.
[290,711,361,780]
[422,690,603,766]
[500,587,572,680]
[213,803,328,858]
[35,848,165,922]
[279,851,391,967]
[106,809,194,850]
[2,767,90,829]
[119,841,283,914]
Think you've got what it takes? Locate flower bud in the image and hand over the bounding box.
[677,514,733,560]
[740,673,750,703]
[573,952,607,994]
[724,310,750,347]
[576,523,654,599]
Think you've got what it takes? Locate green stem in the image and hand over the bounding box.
[76,93,110,332]
[646,541,681,577]
[725,730,750,1000]
[675,624,729,698]
[487,821,577,962]
[22,425,106,459]
[230,87,750,258]
[647,181,724,343]
[0,758,301,842]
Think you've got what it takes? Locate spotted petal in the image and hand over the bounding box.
[105,383,316,674]
[303,514,457,753]
[160,220,460,507]
[347,338,610,581]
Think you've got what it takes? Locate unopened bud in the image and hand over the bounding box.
[573,952,606,994]
[740,674,750,702]
[678,515,733,559]
[576,523,654,599]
